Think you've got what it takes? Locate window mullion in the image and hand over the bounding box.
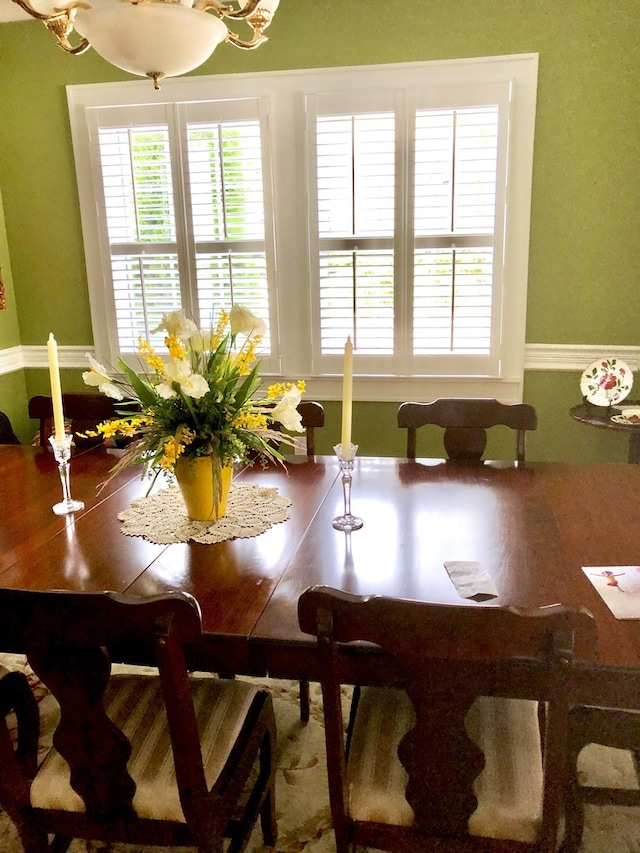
[170,103,198,321]
[395,86,413,374]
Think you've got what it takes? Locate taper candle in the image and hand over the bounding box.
[340,336,353,450]
[47,333,66,443]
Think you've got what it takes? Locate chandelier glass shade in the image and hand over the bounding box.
[11,0,279,89]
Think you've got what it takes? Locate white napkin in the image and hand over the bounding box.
[444,561,499,601]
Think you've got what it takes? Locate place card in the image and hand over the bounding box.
[444,561,499,602]
[582,566,640,619]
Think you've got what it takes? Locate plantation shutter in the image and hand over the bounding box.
[307,82,510,377]
[183,100,271,348]
[412,105,499,364]
[89,98,274,364]
[95,107,180,354]
[315,110,396,358]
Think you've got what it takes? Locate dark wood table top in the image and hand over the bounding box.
[3,446,640,705]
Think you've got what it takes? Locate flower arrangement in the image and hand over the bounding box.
[82,305,305,498]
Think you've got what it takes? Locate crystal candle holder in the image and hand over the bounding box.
[49,434,85,515]
[332,443,363,531]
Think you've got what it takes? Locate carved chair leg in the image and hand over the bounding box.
[299,678,310,723]
[559,736,586,853]
[50,835,74,853]
[11,819,50,853]
[259,728,277,846]
[538,699,547,756]
[559,786,585,853]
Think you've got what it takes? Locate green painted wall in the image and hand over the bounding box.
[0,188,29,440]
[0,0,639,459]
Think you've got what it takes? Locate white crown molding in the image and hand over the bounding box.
[19,345,94,371]
[0,346,23,374]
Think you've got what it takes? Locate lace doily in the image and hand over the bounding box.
[117,483,292,545]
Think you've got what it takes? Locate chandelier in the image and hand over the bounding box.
[11,0,279,89]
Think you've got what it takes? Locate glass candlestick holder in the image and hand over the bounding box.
[49,434,85,515]
[332,443,363,531]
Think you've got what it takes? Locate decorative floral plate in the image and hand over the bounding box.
[580,358,633,407]
[611,407,640,426]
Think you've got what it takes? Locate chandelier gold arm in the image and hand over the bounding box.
[193,0,274,49]
[11,0,90,54]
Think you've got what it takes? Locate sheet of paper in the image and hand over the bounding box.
[582,566,640,619]
[444,560,499,602]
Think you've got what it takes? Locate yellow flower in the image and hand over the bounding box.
[159,431,194,471]
[93,415,152,438]
[166,334,186,360]
[137,339,165,375]
[267,381,305,399]
[234,336,261,376]
[234,411,268,430]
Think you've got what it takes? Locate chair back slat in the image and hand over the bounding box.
[0,589,203,820]
[397,398,537,462]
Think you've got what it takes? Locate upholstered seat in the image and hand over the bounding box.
[560,705,640,852]
[31,674,263,821]
[347,688,544,843]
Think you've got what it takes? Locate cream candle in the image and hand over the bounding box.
[340,336,353,450]
[47,333,66,443]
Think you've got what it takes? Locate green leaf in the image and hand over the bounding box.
[118,358,158,407]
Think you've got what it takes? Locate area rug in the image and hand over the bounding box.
[0,657,638,852]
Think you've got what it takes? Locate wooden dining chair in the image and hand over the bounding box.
[0,588,277,853]
[298,585,597,853]
[560,706,640,852]
[29,392,121,448]
[297,400,325,457]
[397,398,538,462]
[0,411,20,444]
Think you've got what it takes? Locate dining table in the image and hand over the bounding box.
[2,443,640,709]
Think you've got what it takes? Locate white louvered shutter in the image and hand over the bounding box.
[184,103,271,349]
[308,83,509,378]
[98,120,181,353]
[90,99,274,364]
[413,106,498,359]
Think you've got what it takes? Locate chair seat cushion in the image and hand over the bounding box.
[30,674,265,822]
[347,686,543,843]
[578,744,640,790]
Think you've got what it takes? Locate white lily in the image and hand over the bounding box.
[82,354,124,401]
[156,359,209,400]
[151,310,198,340]
[189,329,216,352]
[229,305,266,339]
[270,385,303,432]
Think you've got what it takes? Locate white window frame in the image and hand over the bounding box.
[68,53,538,403]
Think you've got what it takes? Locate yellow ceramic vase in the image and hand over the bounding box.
[175,458,233,522]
